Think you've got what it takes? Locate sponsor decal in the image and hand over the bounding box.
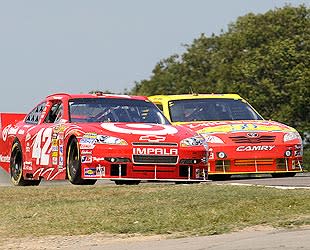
[84,168,96,176]
[52,139,58,146]
[52,146,58,152]
[0,154,10,163]
[236,145,275,152]
[59,156,64,166]
[58,132,64,140]
[139,135,166,142]
[2,125,18,141]
[52,157,58,165]
[81,155,92,163]
[81,150,92,155]
[80,137,96,145]
[83,132,97,139]
[53,124,66,133]
[52,152,58,157]
[96,165,105,177]
[80,144,95,150]
[133,147,178,155]
[101,123,178,135]
[59,145,64,155]
[195,121,293,134]
[26,133,31,141]
[23,161,32,171]
[208,148,214,160]
[93,157,105,162]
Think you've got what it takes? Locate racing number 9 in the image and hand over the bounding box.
[32,128,53,165]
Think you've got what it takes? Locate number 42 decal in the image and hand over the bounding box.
[32,128,53,165]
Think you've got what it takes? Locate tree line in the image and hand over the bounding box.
[130,5,309,139]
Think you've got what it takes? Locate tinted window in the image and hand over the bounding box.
[168,98,263,122]
[69,98,170,124]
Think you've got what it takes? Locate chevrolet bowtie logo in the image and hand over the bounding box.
[139,135,166,142]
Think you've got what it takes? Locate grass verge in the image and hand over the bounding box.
[0,184,309,238]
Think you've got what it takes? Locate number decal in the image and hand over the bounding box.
[32,128,53,165]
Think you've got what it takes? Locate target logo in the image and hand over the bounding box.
[100,123,178,135]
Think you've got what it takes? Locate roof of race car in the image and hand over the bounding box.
[46,93,148,101]
[148,93,243,102]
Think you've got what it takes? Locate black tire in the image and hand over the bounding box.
[10,141,41,186]
[114,180,140,185]
[272,173,296,178]
[66,137,96,185]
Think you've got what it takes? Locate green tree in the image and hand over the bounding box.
[131,5,309,136]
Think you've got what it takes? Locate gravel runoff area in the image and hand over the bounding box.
[1,226,310,250]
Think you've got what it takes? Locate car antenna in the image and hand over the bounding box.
[189,86,198,96]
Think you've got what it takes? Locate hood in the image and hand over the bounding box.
[76,122,197,142]
[179,120,297,134]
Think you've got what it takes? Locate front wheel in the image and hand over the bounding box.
[10,141,41,186]
[66,137,96,185]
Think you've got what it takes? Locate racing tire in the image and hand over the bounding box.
[271,173,296,178]
[10,141,41,186]
[66,137,97,185]
[114,180,140,185]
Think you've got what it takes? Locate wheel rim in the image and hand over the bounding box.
[11,147,22,183]
[67,141,79,181]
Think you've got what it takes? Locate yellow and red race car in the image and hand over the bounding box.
[149,94,303,179]
[0,93,208,186]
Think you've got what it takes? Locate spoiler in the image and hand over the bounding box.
[0,113,26,172]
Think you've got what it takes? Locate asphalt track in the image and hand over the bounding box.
[1,167,310,187]
[1,169,309,250]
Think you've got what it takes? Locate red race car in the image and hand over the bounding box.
[0,93,208,186]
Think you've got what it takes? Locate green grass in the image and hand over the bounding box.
[0,184,309,239]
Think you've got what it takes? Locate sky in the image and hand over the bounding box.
[0,0,308,112]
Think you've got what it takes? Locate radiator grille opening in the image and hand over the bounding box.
[234,159,273,167]
[229,136,276,143]
[133,155,178,164]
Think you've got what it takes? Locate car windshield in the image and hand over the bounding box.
[69,98,170,124]
[168,98,263,122]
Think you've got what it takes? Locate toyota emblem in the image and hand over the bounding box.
[247,132,259,138]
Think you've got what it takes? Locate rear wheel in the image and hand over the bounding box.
[66,137,96,185]
[10,141,41,186]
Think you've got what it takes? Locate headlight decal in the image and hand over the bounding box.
[200,134,224,144]
[180,135,207,147]
[96,135,128,145]
[283,132,302,143]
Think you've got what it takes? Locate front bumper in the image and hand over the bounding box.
[80,145,208,181]
[207,143,303,175]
